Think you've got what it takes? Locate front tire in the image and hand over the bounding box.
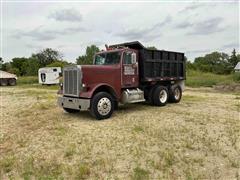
[90,92,114,120]
[153,86,169,106]
[147,86,157,105]
[169,85,182,103]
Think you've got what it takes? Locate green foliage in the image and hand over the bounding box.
[11,57,40,76]
[0,48,66,76]
[188,49,240,75]
[76,163,91,179]
[0,155,16,173]
[8,67,20,76]
[186,70,235,87]
[46,60,70,68]
[26,57,41,76]
[233,72,240,82]
[1,62,11,72]
[17,76,39,85]
[131,167,149,180]
[76,45,100,65]
[32,48,63,67]
[229,49,239,68]
[11,57,28,75]
[194,52,231,74]
[186,60,196,71]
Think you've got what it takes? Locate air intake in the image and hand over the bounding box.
[63,66,82,97]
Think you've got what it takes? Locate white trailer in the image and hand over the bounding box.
[38,67,62,85]
[0,70,17,86]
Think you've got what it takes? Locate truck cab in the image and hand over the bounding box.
[58,41,185,120]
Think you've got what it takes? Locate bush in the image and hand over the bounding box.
[17,76,38,85]
[186,70,235,87]
[233,72,240,82]
[46,60,70,68]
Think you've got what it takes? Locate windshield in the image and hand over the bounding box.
[94,51,121,65]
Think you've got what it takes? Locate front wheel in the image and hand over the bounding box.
[90,92,114,120]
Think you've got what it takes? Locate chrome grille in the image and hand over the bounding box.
[63,66,81,97]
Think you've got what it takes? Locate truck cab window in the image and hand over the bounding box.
[95,53,106,65]
[123,52,133,64]
[95,52,120,65]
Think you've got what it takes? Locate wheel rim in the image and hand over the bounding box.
[159,89,167,103]
[97,97,111,116]
[174,88,180,100]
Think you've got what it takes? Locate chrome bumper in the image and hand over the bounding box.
[58,96,90,111]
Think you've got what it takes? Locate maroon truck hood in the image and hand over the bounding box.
[81,65,121,89]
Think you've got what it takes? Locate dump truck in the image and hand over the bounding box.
[0,70,17,86]
[58,41,186,119]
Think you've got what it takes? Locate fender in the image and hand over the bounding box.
[79,83,120,100]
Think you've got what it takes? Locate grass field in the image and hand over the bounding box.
[0,85,239,179]
[186,70,240,87]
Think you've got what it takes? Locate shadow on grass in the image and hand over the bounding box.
[60,102,152,121]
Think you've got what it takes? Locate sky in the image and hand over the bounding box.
[1,0,239,63]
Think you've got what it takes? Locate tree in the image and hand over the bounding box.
[76,45,100,65]
[237,54,240,64]
[9,57,41,76]
[32,48,63,67]
[1,62,11,72]
[46,60,70,68]
[25,57,41,76]
[193,52,231,74]
[11,57,29,76]
[228,49,239,68]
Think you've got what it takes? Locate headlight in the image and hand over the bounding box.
[82,83,86,88]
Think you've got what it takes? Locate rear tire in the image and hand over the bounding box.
[147,86,157,105]
[8,78,16,86]
[90,92,114,120]
[153,86,169,106]
[0,79,8,86]
[63,108,79,113]
[169,85,182,103]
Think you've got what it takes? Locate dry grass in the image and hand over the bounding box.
[0,86,239,179]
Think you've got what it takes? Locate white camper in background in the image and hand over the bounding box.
[38,67,62,85]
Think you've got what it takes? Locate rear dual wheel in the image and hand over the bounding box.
[0,79,8,86]
[8,78,16,86]
[152,86,169,106]
[169,85,182,103]
[0,78,16,86]
[148,85,182,106]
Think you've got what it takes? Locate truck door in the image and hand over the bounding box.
[122,50,139,88]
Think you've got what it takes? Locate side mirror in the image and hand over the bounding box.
[131,53,137,64]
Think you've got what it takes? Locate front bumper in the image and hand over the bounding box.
[58,96,90,111]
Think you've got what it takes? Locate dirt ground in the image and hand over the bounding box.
[0,85,239,180]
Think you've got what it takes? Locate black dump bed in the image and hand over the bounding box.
[110,41,186,82]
